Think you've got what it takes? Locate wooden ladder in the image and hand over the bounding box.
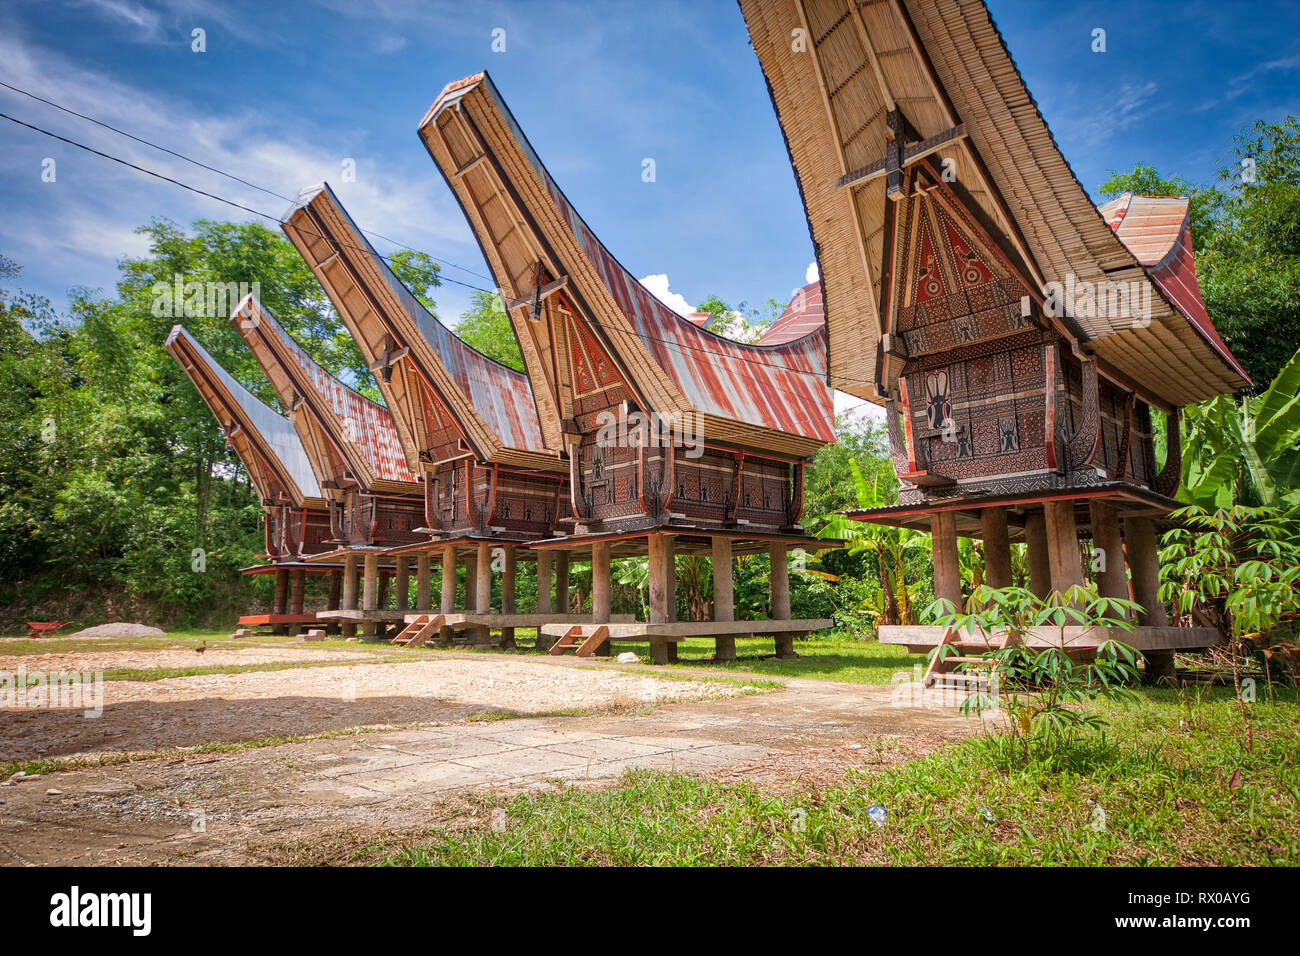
[922,625,1004,692]
[390,614,444,647]
[548,625,610,658]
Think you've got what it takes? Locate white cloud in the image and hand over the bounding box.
[638,273,694,318]
[805,260,818,284]
[0,22,483,311]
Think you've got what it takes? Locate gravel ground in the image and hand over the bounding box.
[1,655,740,763]
[0,644,375,675]
[64,623,167,638]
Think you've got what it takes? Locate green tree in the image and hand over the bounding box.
[1099,116,1300,386]
[454,290,524,371]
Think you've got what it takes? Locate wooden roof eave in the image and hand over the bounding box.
[284,191,546,468]
[233,299,392,494]
[418,85,688,432]
[165,330,311,507]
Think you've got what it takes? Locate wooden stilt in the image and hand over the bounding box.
[289,569,306,614]
[341,554,358,638]
[555,550,570,614]
[1025,510,1051,598]
[1089,501,1128,607]
[535,549,553,613]
[415,553,431,611]
[591,540,611,656]
[395,556,410,612]
[362,552,379,638]
[1125,516,1174,681]
[981,506,1012,590]
[500,545,517,649]
[1043,500,1085,596]
[327,569,342,611]
[931,511,962,611]
[474,542,492,646]
[664,534,677,622]
[647,533,671,664]
[770,543,790,620]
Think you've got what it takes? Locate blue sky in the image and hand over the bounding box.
[2,0,1297,353]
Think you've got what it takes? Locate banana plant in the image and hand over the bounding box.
[818,457,927,626]
[1181,344,1300,508]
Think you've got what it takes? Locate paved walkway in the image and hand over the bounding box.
[0,660,977,865]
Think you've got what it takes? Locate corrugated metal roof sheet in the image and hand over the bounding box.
[238,297,419,484]
[1099,193,1249,382]
[433,74,835,446]
[290,184,547,455]
[756,281,825,346]
[166,325,322,499]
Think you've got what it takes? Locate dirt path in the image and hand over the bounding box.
[0,654,977,866]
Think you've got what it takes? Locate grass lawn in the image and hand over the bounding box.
[346,685,1298,867]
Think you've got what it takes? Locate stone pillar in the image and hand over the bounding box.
[395,555,410,612]
[554,550,570,615]
[361,551,379,638]
[1089,500,1129,606]
[438,543,456,646]
[980,507,1013,590]
[1043,500,1085,596]
[931,511,962,611]
[535,550,553,614]
[415,553,431,611]
[1125,515,1174,681]
[474,541,492,646]
[1024,510,1051,599]
[341,553,358,638]
[711,536,735,661]
[647,532,673,664]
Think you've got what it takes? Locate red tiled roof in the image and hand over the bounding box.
[1098,193,1249,383]
[756,281,825,346]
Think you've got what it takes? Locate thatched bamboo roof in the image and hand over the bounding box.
[740,0,1249,407]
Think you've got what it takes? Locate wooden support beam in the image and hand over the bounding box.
[535,549,553,614]
[289,568,306,615]
[1124,515,1173,680]
[712,537,734,623]
[395,556,410,612]
[500,545,517,649]
[769,543,791,621]
[1024,511,1051,599]
[591,540,611,626]
[327,569,342,612]
[663,534,677,622]
[1090,501,1128,607]
[361,552,379,638]
[555,550,570,614]
[931,511,962,610]
[440,544,457,613]
[415,553,431,612]
[981,506,1013,590]
[1044,500,1085,597]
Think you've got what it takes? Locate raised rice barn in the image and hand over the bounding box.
[739,0,1250,681]
[417,72,836,663]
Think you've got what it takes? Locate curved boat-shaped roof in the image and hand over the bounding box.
[282,183,551,467]
[233,295,419,489]
[419,71,834,455]
[165,324,322,503]
[739,0,1248,406]
[756,281,825,347]
[1099,193,1247,382]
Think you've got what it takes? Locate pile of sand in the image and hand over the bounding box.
[64,623,166,639]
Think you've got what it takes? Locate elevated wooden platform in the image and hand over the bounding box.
[540,618,832,664]
[880,625,1221,653]
[402,612,635,627]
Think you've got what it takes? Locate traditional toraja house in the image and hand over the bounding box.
[756,281,825,347]
[165,325,339,634]
[232,295,425,638]
[279,184,629,649]
[417,72,834,663]
[740,0,1249,680]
